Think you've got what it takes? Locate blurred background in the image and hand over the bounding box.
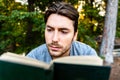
[0,0,120,55]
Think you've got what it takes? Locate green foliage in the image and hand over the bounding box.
[77,21,99,52]
[116,2,120,37]
[0,0,119,54]
[0,9,45,54]
[77,1,105,52]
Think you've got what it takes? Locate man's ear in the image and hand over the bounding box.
[73,30,78,41]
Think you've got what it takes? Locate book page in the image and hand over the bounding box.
[0,52,50,69]
[51,56,103,66]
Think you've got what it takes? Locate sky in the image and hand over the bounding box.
[15,0,28,5]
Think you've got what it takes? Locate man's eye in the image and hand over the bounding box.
[47,28,52,32]
[61,31,68,34]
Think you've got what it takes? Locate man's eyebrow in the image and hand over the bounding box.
[59,28,69,30]
[46,25,54,29]
[46,25,69,30]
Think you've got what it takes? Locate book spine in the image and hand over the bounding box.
[45,69,53,80]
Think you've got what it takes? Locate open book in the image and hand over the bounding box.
[0,52,111,80]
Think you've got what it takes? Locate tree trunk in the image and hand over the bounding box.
[25,0,34,52]
[100,0,118,64]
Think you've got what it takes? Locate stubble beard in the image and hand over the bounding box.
[46,35,75,59]
[47,42,71,59]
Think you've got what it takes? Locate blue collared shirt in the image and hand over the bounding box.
[27,41,97,64]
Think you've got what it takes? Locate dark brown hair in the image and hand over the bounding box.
[44,2,79,33]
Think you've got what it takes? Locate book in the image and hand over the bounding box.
[0,52,111,80]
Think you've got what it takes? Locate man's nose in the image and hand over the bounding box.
[52,31,59,42]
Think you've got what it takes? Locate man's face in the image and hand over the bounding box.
[45,14,77,59]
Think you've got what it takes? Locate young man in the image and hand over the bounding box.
[27,2,97,64]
